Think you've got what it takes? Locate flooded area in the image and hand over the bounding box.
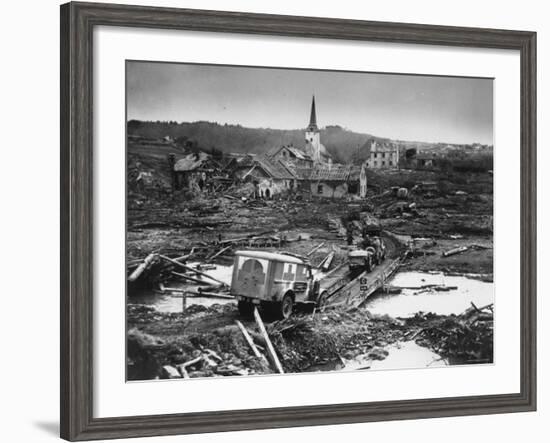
[129,263,235,313]
[130,269,494,321]
[365,271,494,318]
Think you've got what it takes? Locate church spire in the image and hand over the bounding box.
[308,95,318,131]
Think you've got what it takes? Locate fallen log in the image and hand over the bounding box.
[196,289,234,299]
[319,251,335,271]
[171,247,196,263]
[442,246,469,257]
[179,355,203,368]
[206,245,232,263]
[171,271,215,286]
[253,308,284,374]
[170,289,233,299]
[307,242,325,257]
[158,254,227,286]
[128,253,157,282]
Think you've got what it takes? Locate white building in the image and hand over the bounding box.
[365,140,399,169]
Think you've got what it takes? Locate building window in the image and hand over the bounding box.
[382,161,385,166]
[389,161,393,166]
[317,184,323,194]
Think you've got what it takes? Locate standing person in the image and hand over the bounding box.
[362,224,369,241]
[346,222,354,246]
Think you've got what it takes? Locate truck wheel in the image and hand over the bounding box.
[238,300,254,317]
[317,291,329,308]
[280,294,294,319]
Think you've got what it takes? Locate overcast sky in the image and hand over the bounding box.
[127,61,493,145]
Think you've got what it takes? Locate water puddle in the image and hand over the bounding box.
[307,341,446,373]
[347,341,447,371]
[365,271,494,317]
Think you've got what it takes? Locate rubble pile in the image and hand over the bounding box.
[405,303,494,364]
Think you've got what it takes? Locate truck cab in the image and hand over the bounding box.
[231,250,320,318]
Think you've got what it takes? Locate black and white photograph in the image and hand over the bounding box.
[126,61,494,381]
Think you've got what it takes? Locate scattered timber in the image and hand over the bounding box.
[158,254,227,287]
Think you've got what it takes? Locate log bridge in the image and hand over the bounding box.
[322,232,407,309]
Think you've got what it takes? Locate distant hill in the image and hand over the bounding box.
[127,120,392,164]
[127,120,489,165]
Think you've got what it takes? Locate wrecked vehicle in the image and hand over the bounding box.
[231,250,326,319]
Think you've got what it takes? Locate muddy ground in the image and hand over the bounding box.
[127,302,493,380]
[127,169,493,380]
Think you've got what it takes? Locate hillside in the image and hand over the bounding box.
[127,120,389,164]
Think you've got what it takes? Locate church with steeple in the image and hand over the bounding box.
[302,96,331,165]
[305,96,322,163]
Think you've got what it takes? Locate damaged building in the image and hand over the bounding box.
[227,154,297,198]
[365,140,399,169]
[266,144,314,168]
[168,152,221,192]
[308,164,358,198]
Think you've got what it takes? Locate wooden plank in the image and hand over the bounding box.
[253,308,284,374]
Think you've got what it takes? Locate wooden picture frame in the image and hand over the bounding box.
[60,1,536,440]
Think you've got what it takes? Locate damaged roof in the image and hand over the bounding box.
[174,152,218,172]
[252,156,297,180]
[266,145,312,161]
[309,165,353,182]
